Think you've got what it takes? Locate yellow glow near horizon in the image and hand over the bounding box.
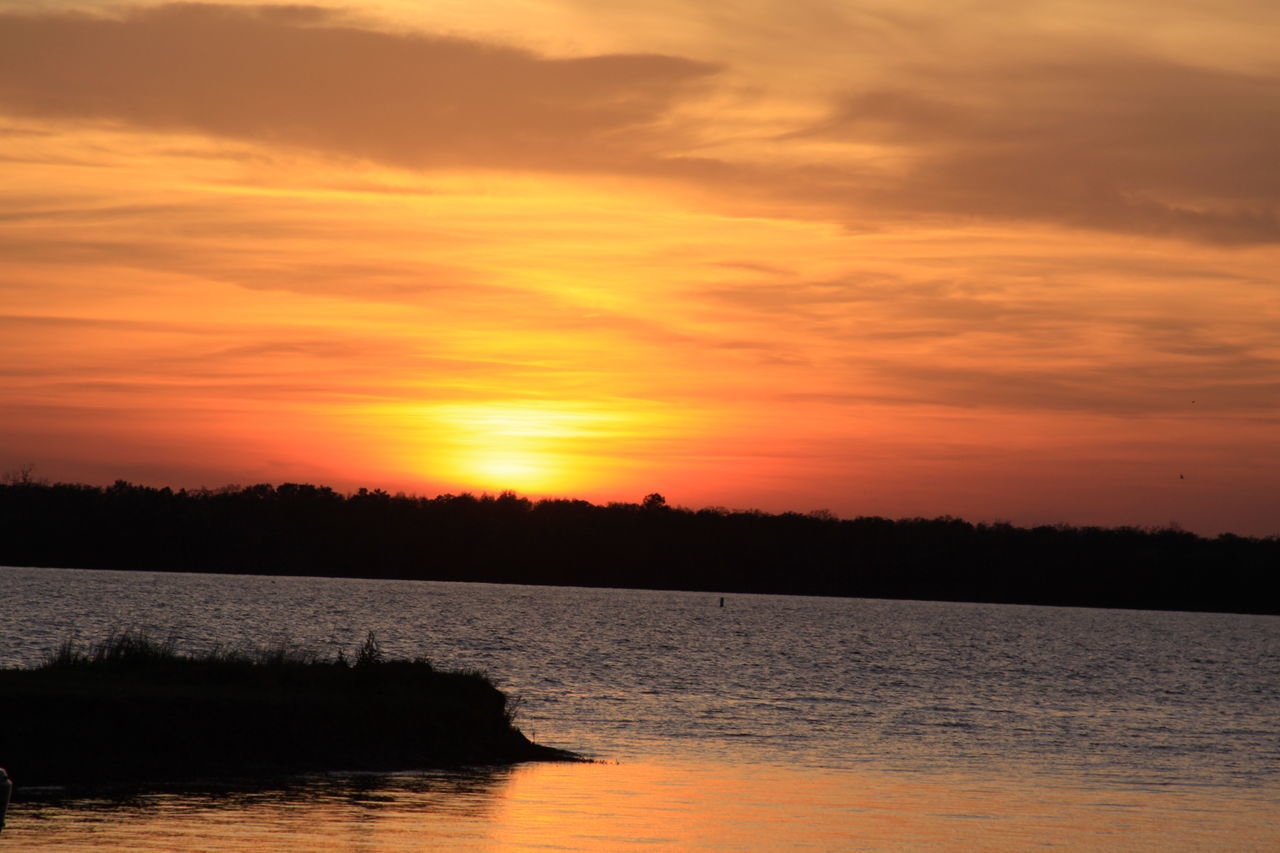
[400,402,668,495]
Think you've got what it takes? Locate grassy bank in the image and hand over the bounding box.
[0,632,578,787]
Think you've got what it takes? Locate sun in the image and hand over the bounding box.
[463,451,563,493]
[415,401,636,495]
[361,396,679,497]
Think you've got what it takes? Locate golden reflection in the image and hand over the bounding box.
[6,762,1277,851]
[483,760,1280,852]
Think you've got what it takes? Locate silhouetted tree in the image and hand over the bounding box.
[0,479,1275,613]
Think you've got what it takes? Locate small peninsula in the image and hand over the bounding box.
[0,633,577,788]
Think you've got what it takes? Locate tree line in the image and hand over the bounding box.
[1,479,1275,614]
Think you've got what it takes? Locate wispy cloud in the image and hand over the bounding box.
[0,4,718,170]
[5,4,1277,245]
[791,51,1280,244]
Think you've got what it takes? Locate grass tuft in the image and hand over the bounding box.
[44,630,178,668]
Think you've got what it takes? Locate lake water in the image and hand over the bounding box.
[1,565,1277,850]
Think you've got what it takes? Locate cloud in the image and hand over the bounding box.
[701,272,1075,329]
[692,250,1280,417]
[0,190,498,302]
[0,3,718,171]
[858,356,1280,416]
[800,52,1280,244]
[2,3,1276,247]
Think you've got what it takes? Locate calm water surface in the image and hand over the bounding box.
[1,565,1277,850]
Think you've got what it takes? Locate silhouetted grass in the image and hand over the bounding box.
[1,631,578,787]
[43,631,340,671]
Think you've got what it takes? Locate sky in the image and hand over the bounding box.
[2,0,1278,536]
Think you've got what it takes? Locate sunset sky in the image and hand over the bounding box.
[3,0,1278,536]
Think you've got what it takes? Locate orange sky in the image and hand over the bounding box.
[2,1,1278,535]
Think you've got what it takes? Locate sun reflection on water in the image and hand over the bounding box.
[9,762,1277,852]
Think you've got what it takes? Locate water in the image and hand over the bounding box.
[2,565,1278,850]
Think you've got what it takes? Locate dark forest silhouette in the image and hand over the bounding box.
[1,478,1275,614]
